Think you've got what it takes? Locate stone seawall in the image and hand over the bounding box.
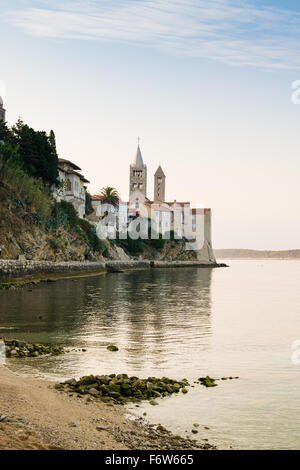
[0,259,225,282]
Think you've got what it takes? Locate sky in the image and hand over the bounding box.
[1,0,300,250]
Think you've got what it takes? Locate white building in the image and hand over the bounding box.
[90,195,128,235]
[53,158,90,218]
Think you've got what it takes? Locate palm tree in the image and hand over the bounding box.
[97,186,120,208]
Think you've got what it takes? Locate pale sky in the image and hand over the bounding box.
[1,0,300,250]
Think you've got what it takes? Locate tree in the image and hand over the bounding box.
[11,119,58,186]
[85,191,94,216]
[0,120,14,144]
[97,186,120,208]
[49,130,57,155]
[0,142,22,177]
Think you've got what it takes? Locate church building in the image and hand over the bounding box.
[129,144,147,197]
[129,143,216,263]
[0,97,6,121]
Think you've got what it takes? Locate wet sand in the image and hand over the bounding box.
[0,365,212,450]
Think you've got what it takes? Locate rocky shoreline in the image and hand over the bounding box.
[3,339,64,358]
[56,373,239,406]
[0,337,240,449]
[0,337,225,450]
[0,259,227,284]
[0,365,216,450]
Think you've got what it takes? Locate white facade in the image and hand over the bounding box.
[90,197,128,233]
[53,159,89,218]
[151,204,172,235]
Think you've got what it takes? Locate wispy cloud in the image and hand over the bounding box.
[6,0,300,69]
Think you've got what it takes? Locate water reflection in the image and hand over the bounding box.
[2,261,300,449]
[0,268,212,375]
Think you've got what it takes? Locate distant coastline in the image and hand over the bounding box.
[215,249,300,260]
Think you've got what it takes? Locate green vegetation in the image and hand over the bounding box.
[50,200,78,229]
[0,119,58,186]
[47,201,108,255]
[0,142,52,220]
[0,119,108,257]
[149,233,166,250]
[0,118,59,220]
[85,191,94,216]
[116,222,181,255]
[117,233,168,255]
[97,186,120,207]
[78,217,107,254]
[125,237,145,254]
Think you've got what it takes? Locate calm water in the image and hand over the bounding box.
[1,260,300,449]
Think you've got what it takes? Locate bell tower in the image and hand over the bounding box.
[0,97,6,121]
[154,165,166,202]
[129,142,147,197]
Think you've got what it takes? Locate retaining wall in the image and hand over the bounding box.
[0,259,225,282]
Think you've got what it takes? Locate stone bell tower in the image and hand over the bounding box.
[154,165,166,202]
[0,97,6,121]
[129,143,147,197]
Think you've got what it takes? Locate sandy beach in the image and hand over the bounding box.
[0,365,211,450]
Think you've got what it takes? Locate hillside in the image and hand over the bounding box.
[0,183,120,262]
[0,121,128,262]
[215,249,300,259]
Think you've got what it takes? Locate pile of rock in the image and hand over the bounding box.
[198,376,218,387]
[196,375,239,387]
[56,374,190,405]
[112,420,217,450]
[3,339,64,358]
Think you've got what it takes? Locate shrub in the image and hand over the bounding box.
[0,143,52,220]
[150,234,165,250]
[85,191,94,216]
[57,201,78,228]
[78,218,107,253]
[126,237,144,254]
[102,248,109,258]
[50,239,61,250]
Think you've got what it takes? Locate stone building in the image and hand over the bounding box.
[53,158,89,218]
[0,97,6,121]
[154,165,166,202]
[90,195,127,226]
[89,142,216,263]
[128,143,216,263]
[129,144,147,197]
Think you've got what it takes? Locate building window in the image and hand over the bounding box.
[66,179,72,191]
